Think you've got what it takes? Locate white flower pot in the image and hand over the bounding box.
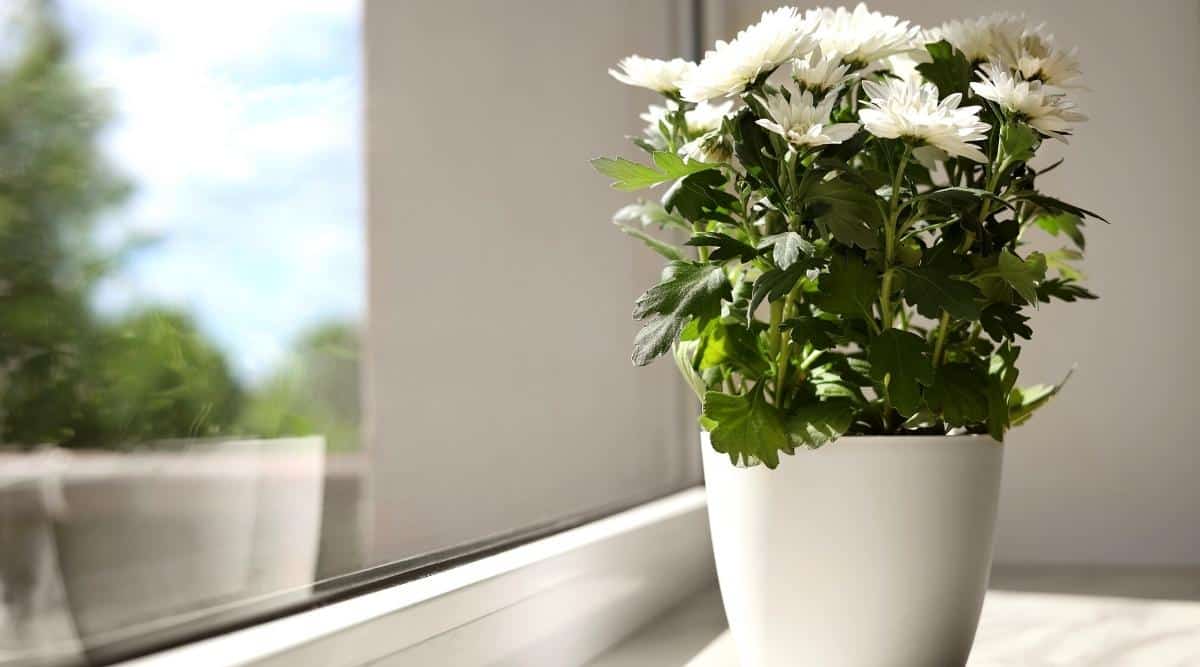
[701,433,1003,667]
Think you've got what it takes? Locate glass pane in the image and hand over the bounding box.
[0,1,697,664]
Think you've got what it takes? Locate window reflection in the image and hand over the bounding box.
[0,0,363,662]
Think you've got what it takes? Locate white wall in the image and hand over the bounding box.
[364,2,701,561]
[722,0,1200,566]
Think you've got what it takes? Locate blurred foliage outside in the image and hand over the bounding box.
[0,2,361,451]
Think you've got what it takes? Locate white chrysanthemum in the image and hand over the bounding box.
[791,46,852,94]
[755,90,860,148]
[1006,34,1083,89]
[926,13,1026,63]
[640,100,734,143]
[970,63,1086,140]
[681,131,734,163]
[807,3,921,67]
[859,77,991,162]
[680,7,815,102]
[609,55,697,94]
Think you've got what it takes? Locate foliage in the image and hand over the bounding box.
[594,14,1101,468]
[0,2,362,451]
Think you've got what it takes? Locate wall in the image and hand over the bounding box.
[363,2,701,562]
[721,0,1200,565]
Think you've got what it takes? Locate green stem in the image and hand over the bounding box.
[773,287,802,407]
[879,146,911,330]
[932,312,951,367]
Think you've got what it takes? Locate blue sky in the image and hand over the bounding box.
[61,0,363,382]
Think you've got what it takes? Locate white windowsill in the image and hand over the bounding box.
[592,571,1200,666]
[120,487,714,667]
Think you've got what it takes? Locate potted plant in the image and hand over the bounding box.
[594,5,1101,666]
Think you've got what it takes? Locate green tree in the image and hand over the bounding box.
[238,322,361,452]
[0,2,244,448]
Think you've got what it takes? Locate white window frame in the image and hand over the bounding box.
[118,488,712,667]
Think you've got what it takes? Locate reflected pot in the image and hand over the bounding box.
[701,433,1003,667]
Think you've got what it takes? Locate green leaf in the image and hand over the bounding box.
[731,109,781,192]
[979,303,1032,341]
[912,186,1016,215]
[806,178,882,249]
[664,170,739,223]
[1045,248,1086,281]
[1001,123,1039,163]
[613,200,689,231]
[631,262,730,366]
[986,343,1020,441]
[996,249,1046,305]
[926,363,988,426]
[696,320,770,376]
[812,253,880,320]
[590,151,716,191]
[615,224,683,260]
[1010,368,1073,426]
[868,328,934,417]
[760,231,813,270]
[1012,192,1108,223]
[1037,278,1097,303]
[901,265,981,320]
[1035,212,1086,250]
[916,40,973,98]
[785,314,839,350]
[703,386,791,468]
[748,261,813,323]
[685,232,760,263]
[785,398,855,449]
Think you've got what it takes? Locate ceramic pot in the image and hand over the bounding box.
[701,433,1003,667]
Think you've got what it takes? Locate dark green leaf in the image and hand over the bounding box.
[631,262,730,366]
[615,224,684,260]
[812,253,880,320]
[916,40,972,98]
[1012,192,1108,223]
[703,386,790,468]
[868,328,934,417]
[785,315,839,349]
[926,363,988,426]
[1037,278,1097,303]
[685,232,760,263]
[996,250,1046,305]
[901,266,981,320]
[806,178,882,249]
[785,398,855,449]
[979,303,1032,341]
[986,343,1020,441]
[731,109,781,192]
[664,169,738,223]
[748,261,813,323]
[590,151,717,191]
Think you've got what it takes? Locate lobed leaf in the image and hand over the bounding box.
[590,151,716,191]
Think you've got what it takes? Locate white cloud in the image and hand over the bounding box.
[66,0,364,382]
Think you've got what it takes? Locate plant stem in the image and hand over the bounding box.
[879,146,911,330]
[932,311,951,367]
[693,222,709,261]
[773,286,802,407]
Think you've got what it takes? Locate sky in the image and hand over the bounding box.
[61,0,363,382]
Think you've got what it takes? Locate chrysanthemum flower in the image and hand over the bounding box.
[807,3,921,68]
[859,77,990,162]
[640,100,734,151]
[1005,34,1084,89]
[926,13,1026,63]
[681,131,734,163]
[609,56,697,94]
[791,46,852,94]
[970,63,1086,140]
[680,7,815,102]
[755,90,860,148]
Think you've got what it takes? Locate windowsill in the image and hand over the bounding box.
[591,567,1200,666]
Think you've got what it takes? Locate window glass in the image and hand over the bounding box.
[0,2,697,664]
